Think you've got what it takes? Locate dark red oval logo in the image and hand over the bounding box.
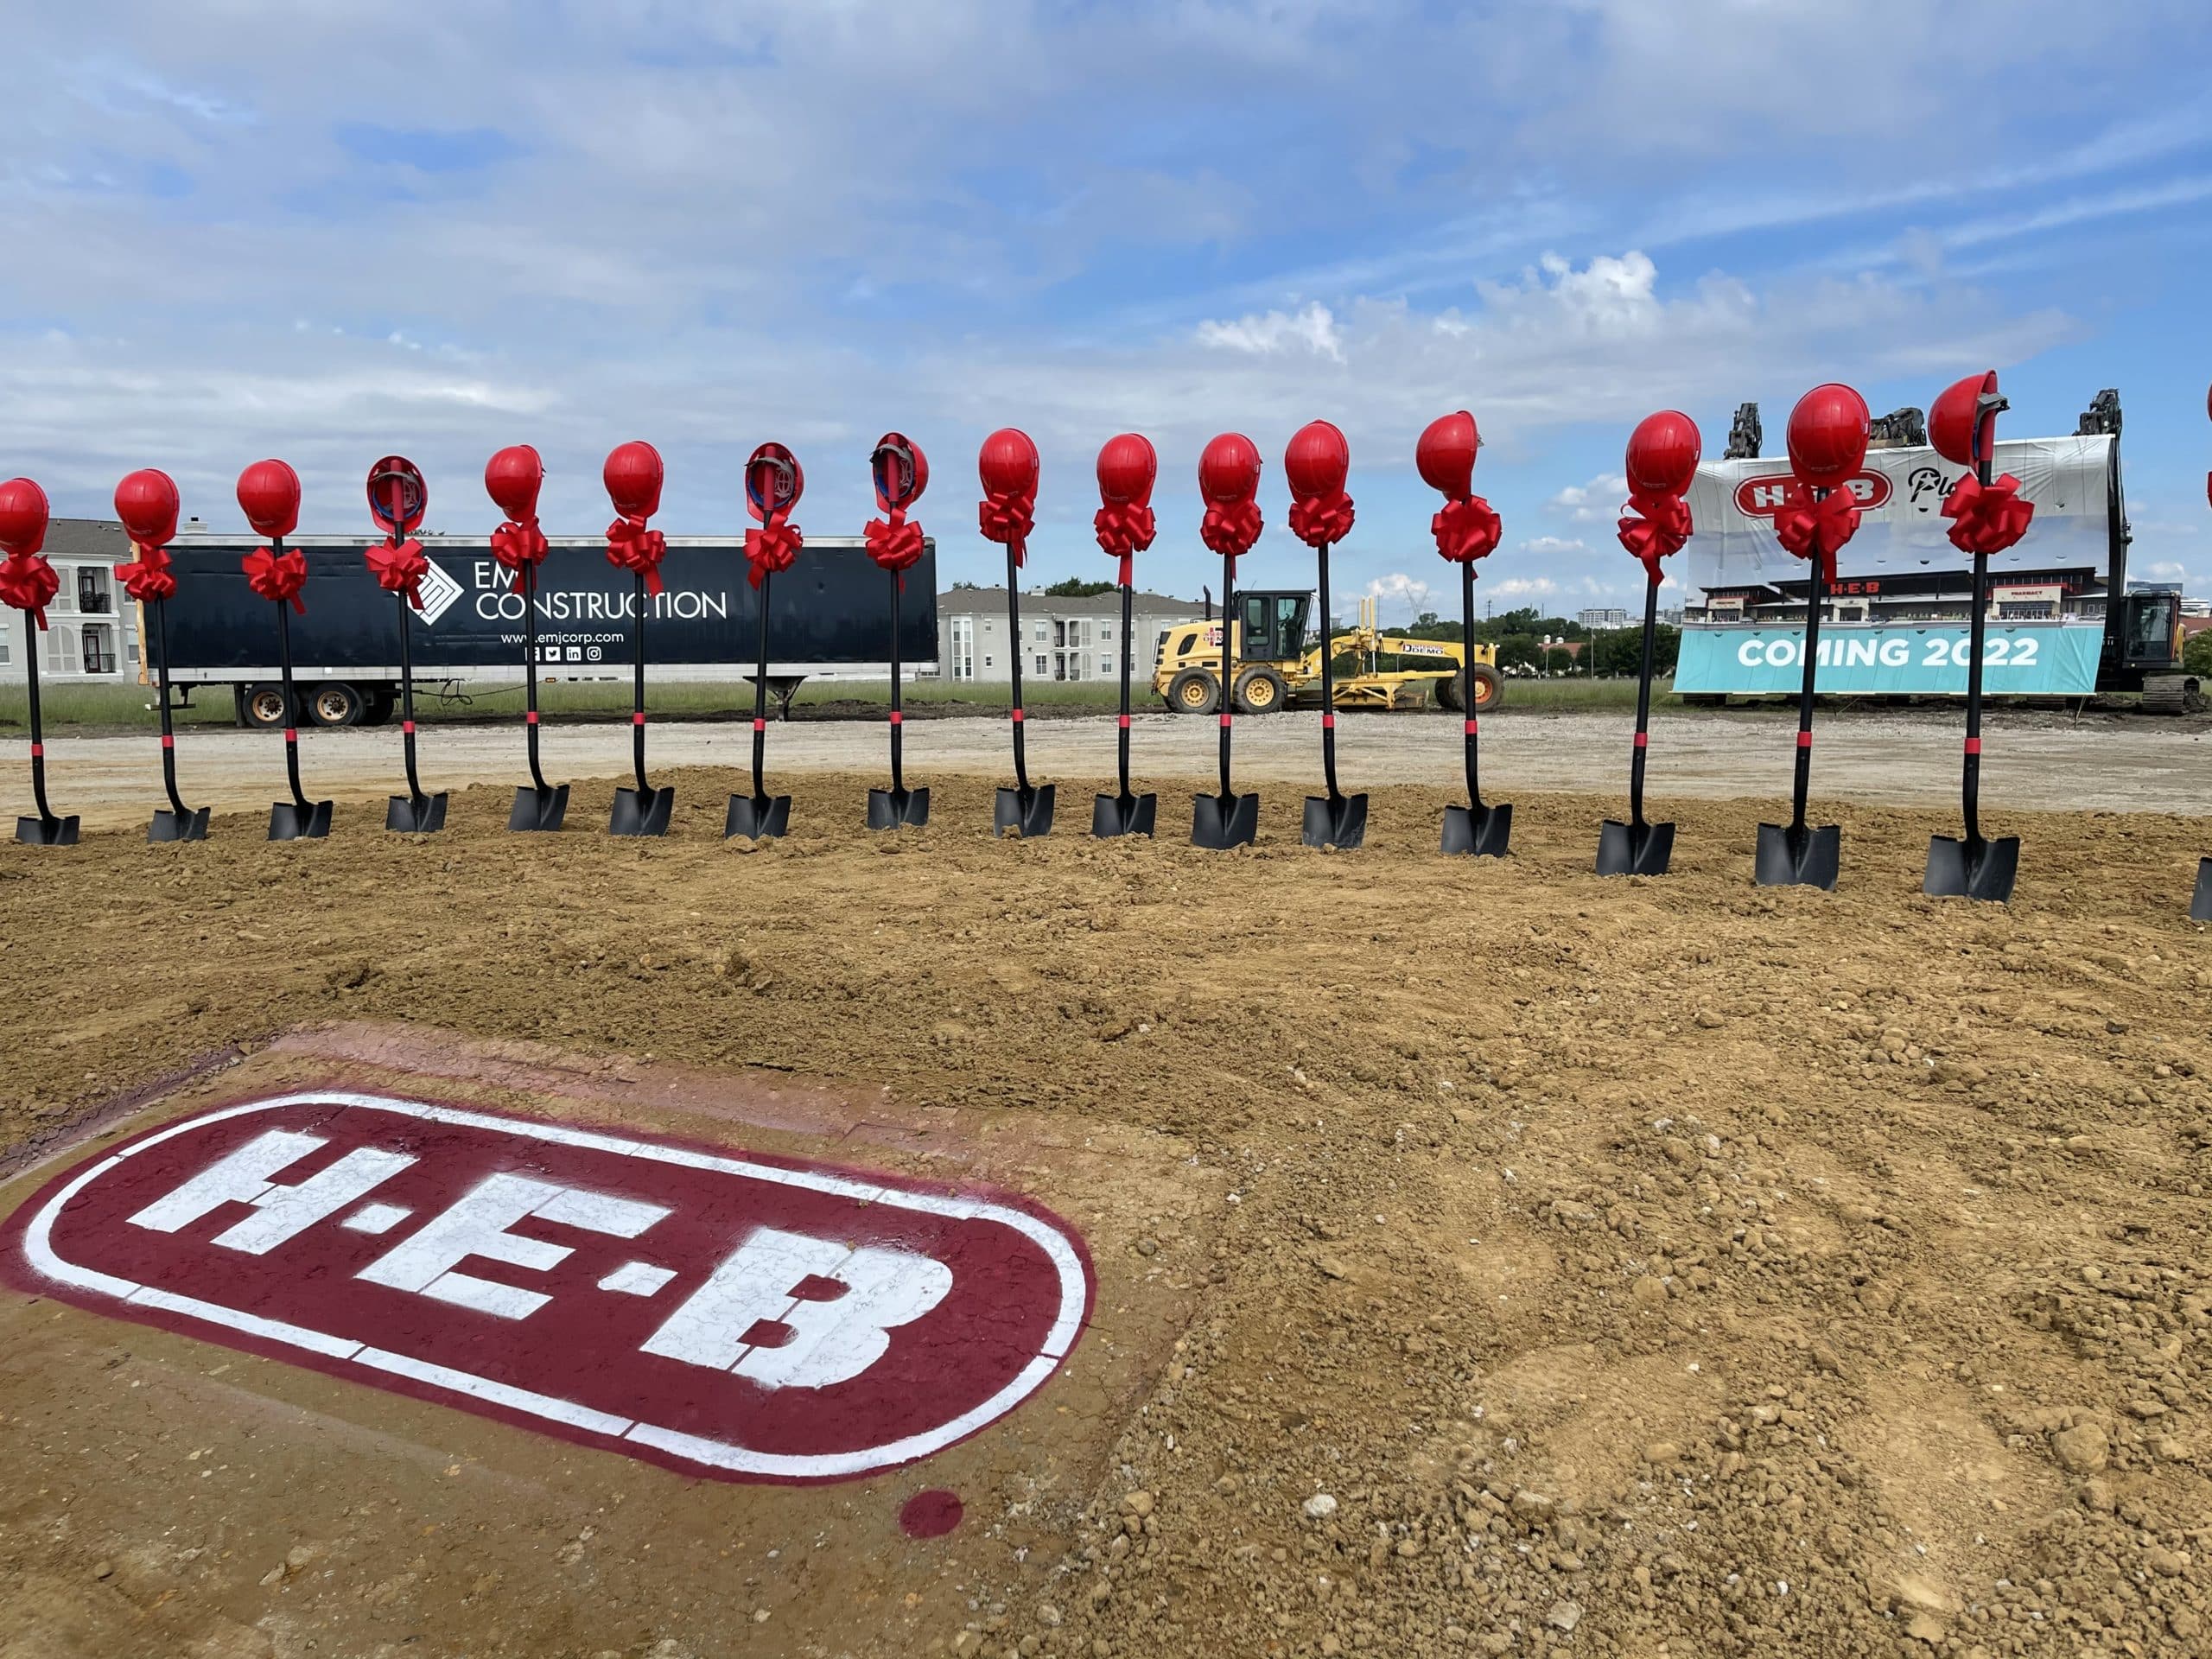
[2,1093,1092,1483]
[1732,470,1892,517]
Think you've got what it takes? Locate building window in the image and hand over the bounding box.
[983,655,993,669]
[1033,624,1046,642]
[47,626,79,672]
[950,617,975,681]
[83,624,116,675]
[1033,653,1046,675]
[0,631,10,665]
[1101,626,1112,640]
[1101,656,1113,675]
[77,567,115,614]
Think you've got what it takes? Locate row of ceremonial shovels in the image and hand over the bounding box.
[1,385,2207,918]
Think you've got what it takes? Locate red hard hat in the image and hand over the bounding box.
[604,440,664,520]
[485,445,545,522]
[236,459,302,539]
[1624,410,1701,497]
[978,428,1039,499]
[872,432,929,511]
[366,454,428,535]
[1198,432,1262,505]
[0,476,51,556]
[746,442,804,522]
[1283,420,1350,501]
[1096,433,1157,506]
[1785,385,1870,490]
[114,468,181,550]
[1416,410,1478,499]
[1929,371,2002,468]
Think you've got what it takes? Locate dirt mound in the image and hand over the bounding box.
[2,767,2208,1656]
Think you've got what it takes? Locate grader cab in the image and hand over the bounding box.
[1153,593,1505,715]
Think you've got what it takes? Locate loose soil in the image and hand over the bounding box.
[2,767,2209,1659]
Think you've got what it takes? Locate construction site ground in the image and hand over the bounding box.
[3,710,2209,1659]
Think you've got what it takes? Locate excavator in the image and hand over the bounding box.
[1153,594,1504,715]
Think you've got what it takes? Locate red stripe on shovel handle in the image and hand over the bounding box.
[1117,714,1130,729]
[632,711,645,727]
[753,717,766,733]
[1796,730,1812,748]
[1322,714,1336,729]
[283,728,298,742]
[29,741,42,758]
[1964,736,1982,755]
[1633,731,1649,748]
[1218,712,1232,728]
[1464,717,1478,736]
[1009,707,1024,723]
[402,720,415,735]
[889,709,903,726]
[526,709,540,725]
[161,734,174,749]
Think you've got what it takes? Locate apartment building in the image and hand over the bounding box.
[0,518,137,685]
[934,586,1207,686]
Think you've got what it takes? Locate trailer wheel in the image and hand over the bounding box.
[359,690,396,728]
[307,683,365,728]
[241,683,292,729]
[1166,667,1221,715]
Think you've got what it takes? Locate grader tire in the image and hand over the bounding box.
[1438,664,1507,713]
[1166,667,1222,715]
[1233,666,1288,715]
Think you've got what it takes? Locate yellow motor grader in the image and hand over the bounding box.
[1153,593,1503,715]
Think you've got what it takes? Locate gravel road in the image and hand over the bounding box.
[13,706,2209,830]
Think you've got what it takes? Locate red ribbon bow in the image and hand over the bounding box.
[1942,471,2034,557]
[1431,495,1502,565]
[114,543,178,604]
[491,517,549,573]
[243,545,308,613]
[0,551,60,628]
[368,537,431,608]
[744,509,803,590]
[977,487,1036,569]
[1616,490,1693,585]
[1771,482,1860,584]
[606,518,669,596]
[1092,502,1156,589]
[1200,499,1264,581]
[1287,489,1355,550]
[865,507,925,588]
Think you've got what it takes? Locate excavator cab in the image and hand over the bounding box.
[1236,590,1311,665]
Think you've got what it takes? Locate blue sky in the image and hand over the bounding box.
[5,0,2210,617]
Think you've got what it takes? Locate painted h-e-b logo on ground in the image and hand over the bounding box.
[2,1094,1093,1482]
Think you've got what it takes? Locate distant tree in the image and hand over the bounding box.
[951,579,980,590]
[1415,610,1439,628]
[1043,577,1116,597]
[1495,632,1540,671]
[2185,627,2212,677]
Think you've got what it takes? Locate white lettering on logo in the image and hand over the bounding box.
[641,1226,953,1390]
[357,1173,669,1320]
[128,1129,416,1255]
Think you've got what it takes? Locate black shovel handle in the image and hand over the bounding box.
[630,570,650,794]
[1318,541,1341,802]
[1007,546,1029,791]
[1459,559,1483,809]
[888,571,906,793]
[522,562,551,792]
[1116,577,1134,798]
[1788,498,1829,836]
[22,609,54,822]
[273,543,311,813]
[396,582,425,802]
[1217,557,1236,798]
[1629,573,1661,829]
[752,569,772,800]
[151,597,188,817]
[1960,454,1993,845]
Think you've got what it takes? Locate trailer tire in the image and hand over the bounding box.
[307,683,366,728]
[1166,667,1222,715]
[240,683,292,729]
[1233,665,1287,715]
[359,690,396,728]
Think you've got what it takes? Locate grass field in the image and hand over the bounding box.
[0,673,1661,729]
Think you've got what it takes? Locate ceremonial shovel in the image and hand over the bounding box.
[1440,559,1510,858]
[1923,381,2020,903]
[605,441,673,838]
[1596,574,1674,875]
[370,458,447,836]
[727,444,798,841]
[506,556,569,834]
[867,435,930,830]
[1092,575,1156,836]
[13,611,76,846]
[1299,535,1366,851]
[1751,546,1840,891]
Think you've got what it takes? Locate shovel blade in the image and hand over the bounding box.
[1596,818,1675,876]
[1754,821,1840,889]
[15,813,79,847]
[725,792,791,841]
[1090,791,1158,839]
[2193,857,2212,923]
[1923,833,2019,903]
[1301,791,1370,851]
[386,791,448,836]
[149,806,210,843]
[509,784,569,833]
[994,783,1057,839]
[610,785,675,837]
[268,800,334,842]
[867,785,931,830]
[1440,800,1512,858]
[1191,791,1258,849]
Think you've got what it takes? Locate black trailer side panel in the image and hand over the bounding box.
[157,539,938,672]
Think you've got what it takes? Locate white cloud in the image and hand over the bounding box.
[1546,476,1628,524]
[1363,570,1431,621]
[1518,537,1589,557]
[1196,302,1346,364]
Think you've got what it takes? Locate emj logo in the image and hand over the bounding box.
[3,1094,1093,1482]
